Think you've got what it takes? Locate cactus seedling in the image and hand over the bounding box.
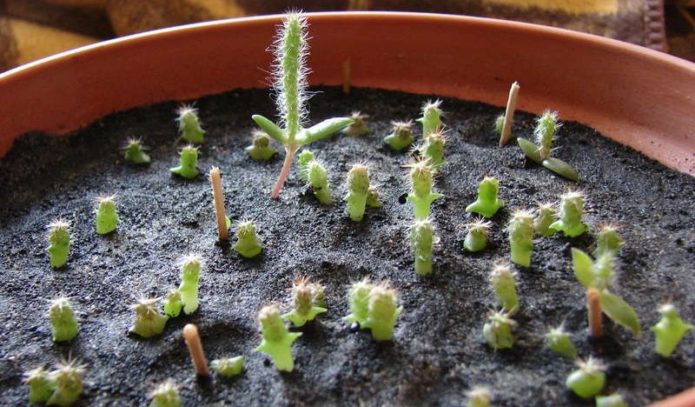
[366,186,382,208]
[343,278,374,327]
[162,289,183,318]
[130,298,168,338]
[362,284,401,341]
[211,356,245,378]
[483,310,516,350]
[182,324,210,377]
[297,150,315,183]
[25,367,53,404]
[124,138,151,165]
[596,393,627,407]
[489,263,519,315]
[410,219,436,277]
[283,277,327,327]
[233,221,263,258]
[256,305,302,372]
[344,164,373,222]
[343,111,370,136]
[494,115,505,135]
[417,100,443,137]
[252,14,352,199]
[464,219,492,252]
[466,386,491,407]
[49,297,79,342]
[47,220,70,269]
[149,380,181,407]
[384,120,414,152]
[307,160,332,204]
[545,325,577,359]
[651,303,693,357]
[593,225,623,258]
[565,357,606,399]
[466,177,504,219]
[507,210,534,267]
[170,145,199,179]
[406,160,444,220]
[95,195,118,235]
[421,130,446,168]
[177,255,202,314]
[534,202,556,237]
[46,360,85,407]
[517,110,578,181]
[550,191,588,237]
[246,131,278,161]
[176,105,205,144]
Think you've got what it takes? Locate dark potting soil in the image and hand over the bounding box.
[0,87,693,407]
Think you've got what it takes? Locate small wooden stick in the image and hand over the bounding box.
[183,324,209,377]
[587,288,603,338]
[209,167,228,241]
[498,81,520,147]
[649,386,695,407]
[342,59,351,95]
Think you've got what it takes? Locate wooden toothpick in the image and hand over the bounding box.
[183,324,209,377]
[499,81,520,147]
[342,59,351,95]
[587,288,603,339]
[209,167,228,241]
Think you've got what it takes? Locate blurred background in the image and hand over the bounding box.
[0,0,693,72]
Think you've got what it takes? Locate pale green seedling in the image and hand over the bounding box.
[344,164,372,222]
[517,110,578,181]
[490,263,519,315]
[211,356,245,378]
[565,357,606,399]
[130,298,168,338]
[417,100,442,137]
[343,278,374,327]
[651,303,693,357]
[384,121,414,152]
[176,105,205,144]
[95,195,118,235]
[406,160,443,220]
[464,219,492,252]
[47,220,70,269]
[246,130,278,161]
[362,284,401,341]
[550,191,587,237]
[170,145,199,179]
[255,305,302,372]
[545,325,577,359]
[508,210,534,267]
[466,177,504,218]
[149,379,180,407]
[534,202,556,237]
[124,138,151,164]
[593,225,623,258]
[49,297,79,342]
[233,221,263,258]
[466,387,491,407]
[343,111,369,136]
[483,310,516,349]
[178,255,202,314]
[283,277,327,327]
[410,219,436,276]
[307,160,332,204]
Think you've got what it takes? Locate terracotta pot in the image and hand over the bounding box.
[0,12,693,175]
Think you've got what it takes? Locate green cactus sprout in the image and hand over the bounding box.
[170,145,199,179]
[343,278,374,327]
[507,210,534,267]
[297,150,315,183]
[233,221,263,258]
[466,387,491,407]
[344,164,372,222]
[255,305,302,372]
[176,105,205,144]
[25,361,85,407]
[406,160,444,220]
[149,379,180,407]
[571,248,641,336]
[95,195,118,235]
[366,186,382,208]
[517,110,578,181]
[211,356,245,378]
[49,297,79,342]
[550,191,587,237]
[362,284,401,341]
[410,219,436,277]
[283,277,327,327]
[494,115,505,135]
[25,367,53,404]
[489,263,519,314]
[565,357,606,399]
[483,310,516,350]
[545,325,577,359]
[47,220,70,269]
[651,303,693,357]
[162,289,183,318]
[307,160,332,205]
[596,393,627,407]
[593,225,623,258]
[464,219,492,252]
[534,202,556,237]
[343,111,369,136]
[124,138,151,164]
[421,131,446,168]
[178,255,202,314]
[417,100,442,137]
[130,298,168,338]
[252,14,352,199]
[246,130,278,161]
[466,177,504,219]
[384,120,414,152]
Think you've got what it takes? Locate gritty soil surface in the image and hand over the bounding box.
[0,87,693,406]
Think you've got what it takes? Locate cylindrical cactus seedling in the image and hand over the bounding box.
[651,303,693,358]
[162,289,183,318]
[178,255,203,314]
[421,131,446,168]
[211,356,245,379]
[283,277,327,327]
[176,105,205,144]
[549,191,587,237]
[489,262,519,315]
[410,219,436,277]
[297,150,315,183]
[362,284,401,341]
[47,360,85,407]
[466,177,504,219]
[130,298,168,338]
[565,357,606,399]
[49,297,79,342]
[246,130,278,161]
[384,120,414,152]
[255,305,302,372]
[124,138,151,165]
[464,219,492,252]
[483,310,516,350]
[233,221,263,258]
[95,195,119,235]
[507,210,534,267]
[307,160,332,205]
[47,220,70,269]
[344,164,371,222]
[406,160,443,220]
[545,325,577,359]
[593,224,624,258]
[343,278,374,327]
[170,145,199,179]
[534,202,556,237]
[24,367,53,405]
[417,100,443,137]
[149,379,181,407]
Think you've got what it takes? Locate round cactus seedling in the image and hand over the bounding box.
[95,195,119,235]
[49,297,79,342]
[246,130,278,161]
[233,221,263,258]
[342,111,370,136]
[176,105,205,144]
[149,379,180,407]
[384,120,414,152]
[565,357,606,399]
[464,219,492,252]
[124,138,151,165]
[47,359,85,407]
[130,298,168,338]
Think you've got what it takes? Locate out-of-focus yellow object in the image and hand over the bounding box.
[487,0,618,14]
[8,18,98,65]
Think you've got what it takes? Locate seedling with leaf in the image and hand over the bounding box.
[344,164,375,222]
[130,298,168,338]
[283,277,327,327]
[651,303,693,357]
[252,14,352,199]
[246,130,278,161]
[410,219,436,276]
[507,209,534,267]
[406,160,443,220]
[177,255,203,314]
[545,325,577,359]
[464,219,492,252]
[534,202,556,237]
[49,297,79,342]
[124,138,151,165]
[255,305,302,372]
[306,160,332,204]
[466,177,504,218]
[517,110,578,181]
[149,379,180,407]
[211,356,245,379]
[489,263,519,315]
[384,120,414,152]
[176,105,205,144]
[571,248,641,337]
[466,386,491,407]
[483,310,516,349]
[565,357,606,399]
[233,221,263,258]
[362,284,401,341]
[47,220,70,269]
[593,224,623,258]
[417,100,443,137]
[95,195,118,235]
[343,111,369,136]
[25,359,85,407]
[170,145,199,179]
[550,191,588,237]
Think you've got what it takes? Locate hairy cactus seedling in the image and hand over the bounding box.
[596,393,627,407]
[162,289,183,318]
[406,160,444,220]
[550,191,587,237]
[124,138,151,164]
[47,360,84,407]
[297,150,315,183]
[651,303,693,357]
[170,145,199,179]
[517,110,578,181]
[343,278,374,327]
[47,220,70,269]
[233,221,263,258]
[466,177,504,219]
[343,111,369,136]
[466,386,491,407]
[149,379,180,407]
[283,277,327,327]
[362,284,401,341]
[255,305,302,372]
[95,195,118,235]
[384,120,414,152]
[593,225,623,258]
[410,219,436,276]
[246,130,278,161]
[176,105,205,144]
[344,164,372,222]
[565,357,606,399]
[211,356,245,378]
[490,263,519,314]
[483,310,516,350]
[534,202,556,237]
[252,14,352,199]
[130,298,168,338]
[507,210,534,267]
[307,160,332,204]
[494,115,505,135]
[464,219,492,252]
[178,255,202,314]
[366,186,382,208]
[572,248,641,337]
[417,100,443,137]
[421,131,446,168]
[25,367,53,404]
[49,297,79,342]
[545,325,577,359]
